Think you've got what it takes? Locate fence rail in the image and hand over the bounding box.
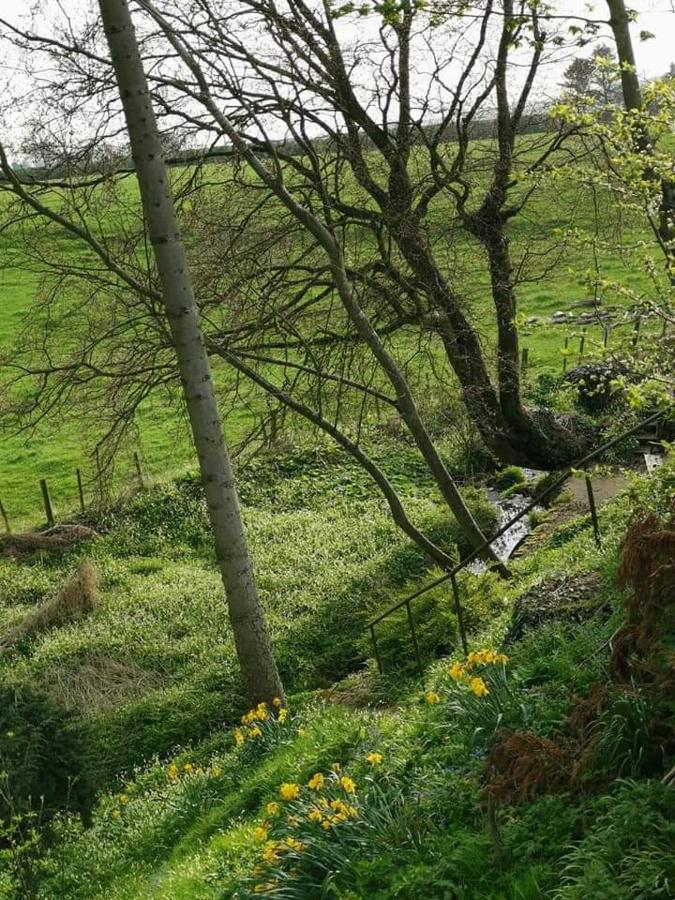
[369,409,665,677]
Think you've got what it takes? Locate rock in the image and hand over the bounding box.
[571,299,601,308]
[505,571,609,645]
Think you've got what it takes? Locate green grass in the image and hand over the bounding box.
[0,446,672,899]
[0,134,664,525]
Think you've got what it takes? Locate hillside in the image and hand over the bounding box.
[1,443,673,898]
[0,135,663,527]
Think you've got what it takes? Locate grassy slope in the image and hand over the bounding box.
[0,136,661,526]
[1,449,673,899]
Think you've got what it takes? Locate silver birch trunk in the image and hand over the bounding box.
[97,0,284,706]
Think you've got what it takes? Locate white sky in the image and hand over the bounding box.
[1,1,674,79]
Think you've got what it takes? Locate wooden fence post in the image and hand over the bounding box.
[451,573,469,657]
[133,451,145,488]
[577,329,586,365]
[40,478,55,527]
[0,498,10,533]
[585,475,601,549]
[76,468,86,513]
[521,347,529,376]
[562,335,569,373]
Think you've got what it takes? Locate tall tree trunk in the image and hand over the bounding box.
[98,0,284,706]
[606,0,675,274]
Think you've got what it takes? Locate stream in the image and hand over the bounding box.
[469,470,545,572]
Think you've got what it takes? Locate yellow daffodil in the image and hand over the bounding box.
[167,763,179,781]
[249,726,262,739]
[308,808,323,823]
[339,775,356,794]
[285,836,304,852]
[366,751,383,766]
[279,782,301,801]
[307,772,325,791]
[425,690,440,705]
[448,662,464,681]
[210,766,222,777]
[234,728,245,747]
[253,825,268,842]
[265,801,280,816]
[330,762,341,772]
[262,841,279,864]
[278,708,289,724]
[272,697,282,707]
[469,676,489,697]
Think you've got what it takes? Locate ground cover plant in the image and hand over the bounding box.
[0,443,672,899]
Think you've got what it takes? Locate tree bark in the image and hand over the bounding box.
[606,0,675,274]
[98,0,284,706]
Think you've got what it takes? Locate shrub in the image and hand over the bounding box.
[495,466,526,492]
[0,679,93,828]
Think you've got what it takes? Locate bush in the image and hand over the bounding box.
[495,466,526,492]
[0,679,93,828]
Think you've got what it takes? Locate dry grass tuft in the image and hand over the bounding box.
[0,524,99,558]
[0,558,99,650]
[45,654,165,712]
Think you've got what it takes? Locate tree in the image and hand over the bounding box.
[561,44,622,106]
[604,0,675,275]
[3,1,595,471]
[0,3,510,571]
[96,0,284,707]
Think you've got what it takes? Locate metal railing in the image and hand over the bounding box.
[368,409,665,677]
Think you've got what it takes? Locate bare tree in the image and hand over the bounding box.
[127,0,590,469]
[96,0,285,706]
[0,3,513,570]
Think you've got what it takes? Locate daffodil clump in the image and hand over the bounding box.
[440,648,527,750]
[165,760,222,784]
[233,698,291,751]
[447,648,509,698]
[247,758,383,894]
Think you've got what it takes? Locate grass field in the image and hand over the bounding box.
[0,137,662,525]
[0,442,672,898]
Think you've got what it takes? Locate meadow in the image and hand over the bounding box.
[0,136,662,526]
[0,440,672,898]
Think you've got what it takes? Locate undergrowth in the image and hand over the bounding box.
[0,449,673,898]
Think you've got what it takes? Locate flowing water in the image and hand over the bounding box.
[469,470,545,572]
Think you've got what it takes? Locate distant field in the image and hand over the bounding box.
[0,137,659,524]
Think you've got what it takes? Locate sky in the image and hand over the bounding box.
[0,0,673,157]
[1,1,674,80]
